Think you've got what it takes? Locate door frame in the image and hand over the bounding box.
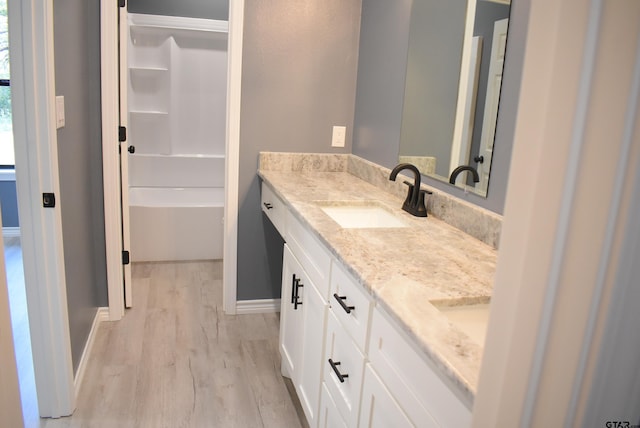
[100,0,244,316]
[9,0,75,418]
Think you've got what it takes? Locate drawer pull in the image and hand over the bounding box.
[263,202,273,210]
[294,277,304,310]
[328,359,349,383]
[333,293,355,314]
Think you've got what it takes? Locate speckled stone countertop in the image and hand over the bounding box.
[258,167,497,406]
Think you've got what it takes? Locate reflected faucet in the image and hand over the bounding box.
[449,165,480,185]
[389,163,430,217]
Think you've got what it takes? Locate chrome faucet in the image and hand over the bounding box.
[388,163,430,217]
[449,165,480,185]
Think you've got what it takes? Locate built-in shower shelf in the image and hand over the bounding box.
[129,67,169,74]
[129,15,228,34]
[130,110,169,116]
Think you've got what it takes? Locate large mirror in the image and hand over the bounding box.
[398,0,511,197]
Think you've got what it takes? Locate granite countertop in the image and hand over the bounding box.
[258,169,497,406]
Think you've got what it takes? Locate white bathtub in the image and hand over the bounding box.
[129,187,224,262]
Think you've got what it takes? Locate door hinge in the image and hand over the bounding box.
[122,250,130,265]
[119,0,125,8]
[42,193,55,208]
[119,126,127,142]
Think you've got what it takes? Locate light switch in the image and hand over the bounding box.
[55,96,65,129]
[331,125,346,148]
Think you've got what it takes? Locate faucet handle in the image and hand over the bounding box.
[401,181,414,208]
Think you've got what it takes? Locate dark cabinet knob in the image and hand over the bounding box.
[128,145,135,154]
[474,155,484,164]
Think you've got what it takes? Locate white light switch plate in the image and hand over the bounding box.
[55,96,65,129]
[331,125,346,147]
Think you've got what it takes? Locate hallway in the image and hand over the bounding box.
[39,260,302,427]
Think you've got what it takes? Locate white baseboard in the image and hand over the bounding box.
[236,299,281,314]
[74,307,109,399]
[2,227,20,238]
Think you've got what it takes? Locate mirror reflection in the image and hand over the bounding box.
[398,0,511,197]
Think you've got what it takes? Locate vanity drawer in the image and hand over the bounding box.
[329,261,373,353]
[287,211,332,299]
[369,307,471,427]
[261,182,286,236]
[323,310,366,427]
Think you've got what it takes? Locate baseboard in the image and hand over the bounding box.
[2,227,20,238]
[236,299,281,314]
[74,307,109,399]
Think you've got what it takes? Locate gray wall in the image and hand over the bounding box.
[353,0,531,214]
[128,0,228,20]
[0,181,18,227]
[54,0,108,373]
[399,0,467,178]
[238,0,362,300]
[352,0,412,168]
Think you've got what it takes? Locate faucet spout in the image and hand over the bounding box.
[389,163,429,217]
[449,165,480,185]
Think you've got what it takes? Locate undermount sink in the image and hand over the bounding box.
[431,299,491,346]
[318,201,408,229]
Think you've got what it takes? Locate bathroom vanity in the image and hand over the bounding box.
[259,153,498,427]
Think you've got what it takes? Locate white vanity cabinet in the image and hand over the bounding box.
[364,308,472,427]
[279,210,333,428]
[262,180,472,428]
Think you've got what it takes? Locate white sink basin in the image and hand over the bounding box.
[433,302,491,346]
[320,204,408,229]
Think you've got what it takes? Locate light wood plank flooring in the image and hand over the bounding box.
[4,236,40,428]
[41,260,303,428]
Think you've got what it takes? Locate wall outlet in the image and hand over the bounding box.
[55,96,65,129]
[331,125,346,148]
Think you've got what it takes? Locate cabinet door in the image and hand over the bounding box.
[280,245,304,380]
[359,365,436,428]
[318,382,347,428]
[324,310,366,427]
[296,276,328,427]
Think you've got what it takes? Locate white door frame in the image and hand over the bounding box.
[100,0,125,321]
[222,0,244,315]
[101,1,244,316]
[9,0,75,418]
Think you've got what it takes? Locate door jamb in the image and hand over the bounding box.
[223,0,244,315]
[9,0,75,417]
[100,0,125,321]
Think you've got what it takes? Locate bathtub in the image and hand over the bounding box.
[129,186,224,262]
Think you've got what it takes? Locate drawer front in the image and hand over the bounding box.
[287,211,332,299]
[323,310,366,427]
[261,182,286,236]
[329,261,373,353]
[369,308,472,427]
[318,383,347,428]
[359,364,433,428]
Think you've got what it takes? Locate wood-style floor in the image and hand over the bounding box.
[4,236,39,428]
[20,257,302,427]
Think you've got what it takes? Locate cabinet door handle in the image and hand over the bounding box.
[294,279,304,310]
[328,359,349,383]
[291,274,297,304]
[263,202,273,210]
[333,293,355,314]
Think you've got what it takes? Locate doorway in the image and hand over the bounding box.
[102,1,242,316]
